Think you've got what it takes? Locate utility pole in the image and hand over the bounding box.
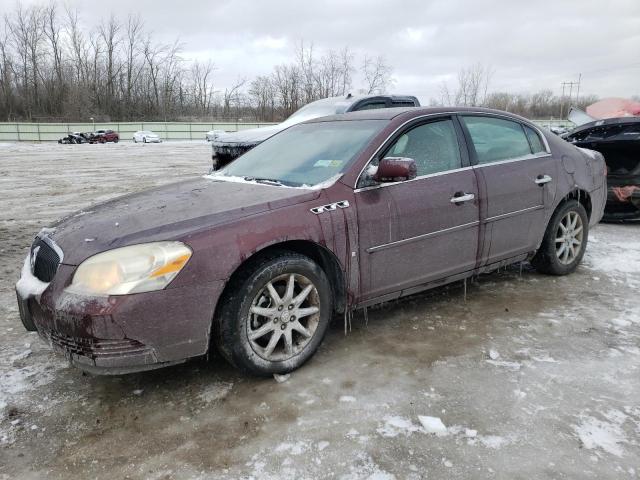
[560,79,581,119]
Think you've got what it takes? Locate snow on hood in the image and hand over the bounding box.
[202,172,343,190]
[212,124,285,146]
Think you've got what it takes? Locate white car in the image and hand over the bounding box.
[133,130,162,143]
[206,129,226,142]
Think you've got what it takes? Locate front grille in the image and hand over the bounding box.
[31,237,61,282]
[46,330,149,359]
[213,144,255,159]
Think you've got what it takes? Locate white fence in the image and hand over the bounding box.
[0,121,277,142]
[0,119,573,142]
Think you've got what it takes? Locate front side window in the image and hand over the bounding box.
[385,119,462,177]
[461,116,532,164]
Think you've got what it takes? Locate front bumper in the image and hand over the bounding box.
[17,263,225,375]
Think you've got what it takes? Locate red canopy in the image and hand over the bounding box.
[586,98,640,119]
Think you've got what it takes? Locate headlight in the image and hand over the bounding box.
[65,242,192,296]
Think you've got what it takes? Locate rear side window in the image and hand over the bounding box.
[392,100,417,107]
[461,116,532,164]
[523,125,546,154]
[386,119,462,176]
[354,101,388,111]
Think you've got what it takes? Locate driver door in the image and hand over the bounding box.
[355,117,480,302]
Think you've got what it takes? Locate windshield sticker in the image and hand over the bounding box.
[314,159,343,168]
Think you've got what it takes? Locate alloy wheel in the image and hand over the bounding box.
[247,273,320,362]
[555,211,584,265]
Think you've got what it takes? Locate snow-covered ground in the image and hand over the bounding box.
[0,141,639,479]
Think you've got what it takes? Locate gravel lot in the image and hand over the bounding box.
[1,141,639,479]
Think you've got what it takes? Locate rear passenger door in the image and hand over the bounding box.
[459,115,557,266]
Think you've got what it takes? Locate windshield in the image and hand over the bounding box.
[216,120,386,187]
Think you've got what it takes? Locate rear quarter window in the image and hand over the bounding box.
[523,125,547,154]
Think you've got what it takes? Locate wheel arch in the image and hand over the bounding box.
[535,188,592,253]
[561,188,592,220]
[208,239,347,353]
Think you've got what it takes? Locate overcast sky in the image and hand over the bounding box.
[11,0,640,103]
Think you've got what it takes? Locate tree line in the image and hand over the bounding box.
[0,3,615,124]
[435,63,599,119]
[0,4,393,122]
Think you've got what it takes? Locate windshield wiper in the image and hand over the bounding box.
[244,176,283,186]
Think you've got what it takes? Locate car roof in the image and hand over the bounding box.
[305,106,536,124]
[304,94,417,108]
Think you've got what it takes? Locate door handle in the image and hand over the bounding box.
[450,192,475,204]
[535,174,552,185]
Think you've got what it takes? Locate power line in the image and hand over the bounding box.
[560,77,581,119]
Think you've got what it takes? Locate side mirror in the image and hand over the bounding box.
[374,157,417,183]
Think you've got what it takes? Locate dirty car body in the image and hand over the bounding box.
[210,94,420,170]
[16,107,606,375]
[564,117,640,220]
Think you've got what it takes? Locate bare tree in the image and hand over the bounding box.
[223,77,246,118]
[249,75,276,121]
[122,14,143,119]
[362,55,393,94]
[98,14,121,116]
[0,5,402,122]
[191,59,215,116]
[441,63,493,107]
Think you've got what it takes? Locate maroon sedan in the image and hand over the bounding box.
[16,107,607,376]
[92,129,119,143]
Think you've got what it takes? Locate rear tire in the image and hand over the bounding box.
[214,251,332,376]
[531,200,589,275]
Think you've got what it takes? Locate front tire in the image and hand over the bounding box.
[532,200,589,275]
[215,251,332,376]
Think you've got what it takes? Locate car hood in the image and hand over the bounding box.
[48,177,321,265]
[212,124,285,146]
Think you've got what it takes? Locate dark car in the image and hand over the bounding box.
[16,107,606,376]
[211,94,420,169]
[564,117,640,220]
[58,132,94,144]
[92,129,119,143]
